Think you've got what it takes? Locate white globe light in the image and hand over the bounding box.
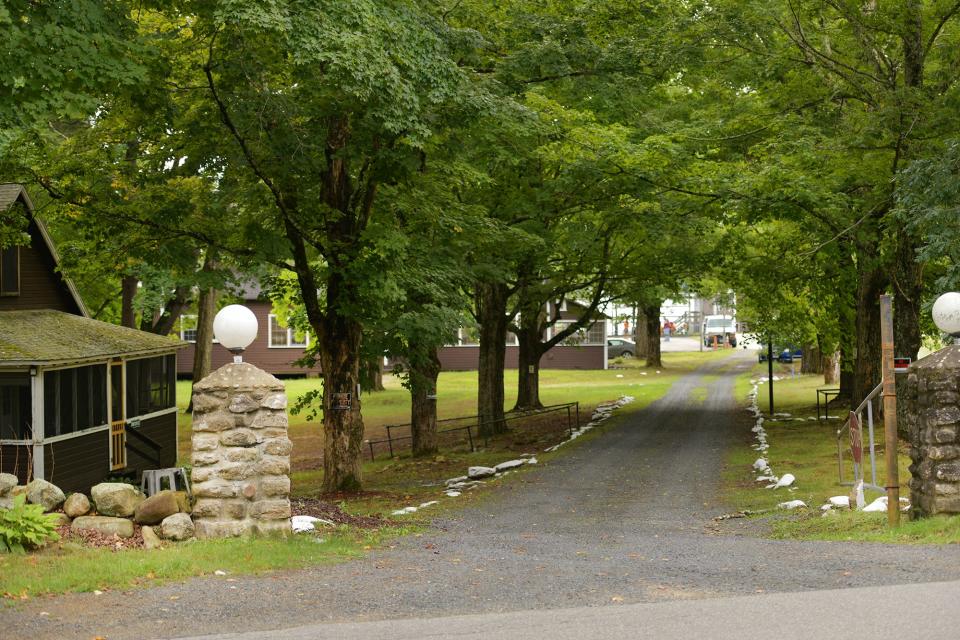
[932,292,960,337]
[213,304,259,351]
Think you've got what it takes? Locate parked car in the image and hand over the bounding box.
[758,346,803,363]
[607,338,636,358]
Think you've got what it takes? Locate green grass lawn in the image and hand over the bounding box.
[722,360,960,544]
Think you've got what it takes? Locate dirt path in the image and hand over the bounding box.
[8,353,960,639]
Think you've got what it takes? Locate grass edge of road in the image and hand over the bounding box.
[721,361,960,545]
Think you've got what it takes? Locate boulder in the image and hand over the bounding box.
[160,513,195,541]
[0,496,13,510]
[63,493,91,518]
[91,482,145,517]
[0,472,18,495]
[72,516,134,538]
[48,513,71,527]
[134,490,180,525]
[494,460,525,473]
[141,526,163,550]
[467,466,496,480]
[26,479,66,512]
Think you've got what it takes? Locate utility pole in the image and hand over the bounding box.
[880,295,900,526]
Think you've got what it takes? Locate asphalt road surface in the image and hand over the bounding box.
[7,352,960,639]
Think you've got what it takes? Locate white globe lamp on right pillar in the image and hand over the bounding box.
[932,292,960,346]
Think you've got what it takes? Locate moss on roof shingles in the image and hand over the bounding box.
[0,310,184,364]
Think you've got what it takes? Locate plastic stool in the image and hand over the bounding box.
[141,467,191,498]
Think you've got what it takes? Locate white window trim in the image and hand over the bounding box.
[268,314,310,349]
[554,320,605,346]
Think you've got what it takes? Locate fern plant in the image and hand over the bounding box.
[0,494,61,553]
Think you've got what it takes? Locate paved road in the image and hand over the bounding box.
[182,580,960,640]
[7,352,960,639]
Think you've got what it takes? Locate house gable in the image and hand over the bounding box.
[0,184,87,316]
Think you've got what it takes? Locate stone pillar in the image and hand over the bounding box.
[190,363,292,537]
[905,345,960,517]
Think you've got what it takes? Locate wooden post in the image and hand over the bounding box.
[768,340,774,416]
[880,295,900,526]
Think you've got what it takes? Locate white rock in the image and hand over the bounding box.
[756,475,777,483]
[445,476,468,486]
[773,474,796,488]
[403,506,418,513]
[391,510,408,516]
[828,496,850,508]
[526,457,538,465]
[778,500,806,510]
[467,466,496,480]
[214,570,228,576]
[419,501,439,508]
[752,458,768,471]
[863,497,888,513]
[616,374,624,378]
[494,460,526,473]
[291,515,334,533]
[445,491,461,497]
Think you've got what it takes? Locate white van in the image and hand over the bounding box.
[702,315,737,347]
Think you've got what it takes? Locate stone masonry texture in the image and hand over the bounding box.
[905,345,960,517]
[190,362,292,537]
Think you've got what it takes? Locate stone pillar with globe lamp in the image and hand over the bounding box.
[189,305,293,538]
[904,293,960,517]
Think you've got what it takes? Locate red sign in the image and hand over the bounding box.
[894,357,912,373]
[849,411,863,465]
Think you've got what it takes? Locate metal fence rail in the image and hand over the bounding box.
[364,401,580,461]
[836,382,884,493]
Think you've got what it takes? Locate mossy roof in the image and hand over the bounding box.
[0,310,185,367]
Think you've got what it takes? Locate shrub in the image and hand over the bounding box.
[0,494,61,553]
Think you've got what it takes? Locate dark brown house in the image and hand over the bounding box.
[0,184,183,492]
[438,300,609,371]
[176,281,321,377]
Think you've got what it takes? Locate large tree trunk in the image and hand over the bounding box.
[120,275,138,328]
[634,302,649,358]
[853,265,885,406]
[361,358,385,392]
[187,281,218,411]
[824,351,840,385]
[141,285,191,336]
[643,303,662,368]
[409,347,441,457]
[514,318,544,411]
[477,281,509,437]
[316,283,365,493]
[893,227,923,361]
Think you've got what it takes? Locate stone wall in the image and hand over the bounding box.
[190,363,292,537]
[905,345,960,517]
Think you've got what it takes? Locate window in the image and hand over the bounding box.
[179,315,198,342]
[458,326,480,345]
[0,246,19,296]
[268,315,308,348]
[43,364,108,437]
[125,355,175,418]
[557,321,604,346]
[505,332,518,346]
[0,373,31,440]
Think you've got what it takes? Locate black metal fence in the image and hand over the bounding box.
[363,402,580,461]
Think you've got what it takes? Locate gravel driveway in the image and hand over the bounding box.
[7,352,960,639]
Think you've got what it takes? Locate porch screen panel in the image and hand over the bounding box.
[44,365,107,436]
[127,355,176,418]
[0,373,31,439]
